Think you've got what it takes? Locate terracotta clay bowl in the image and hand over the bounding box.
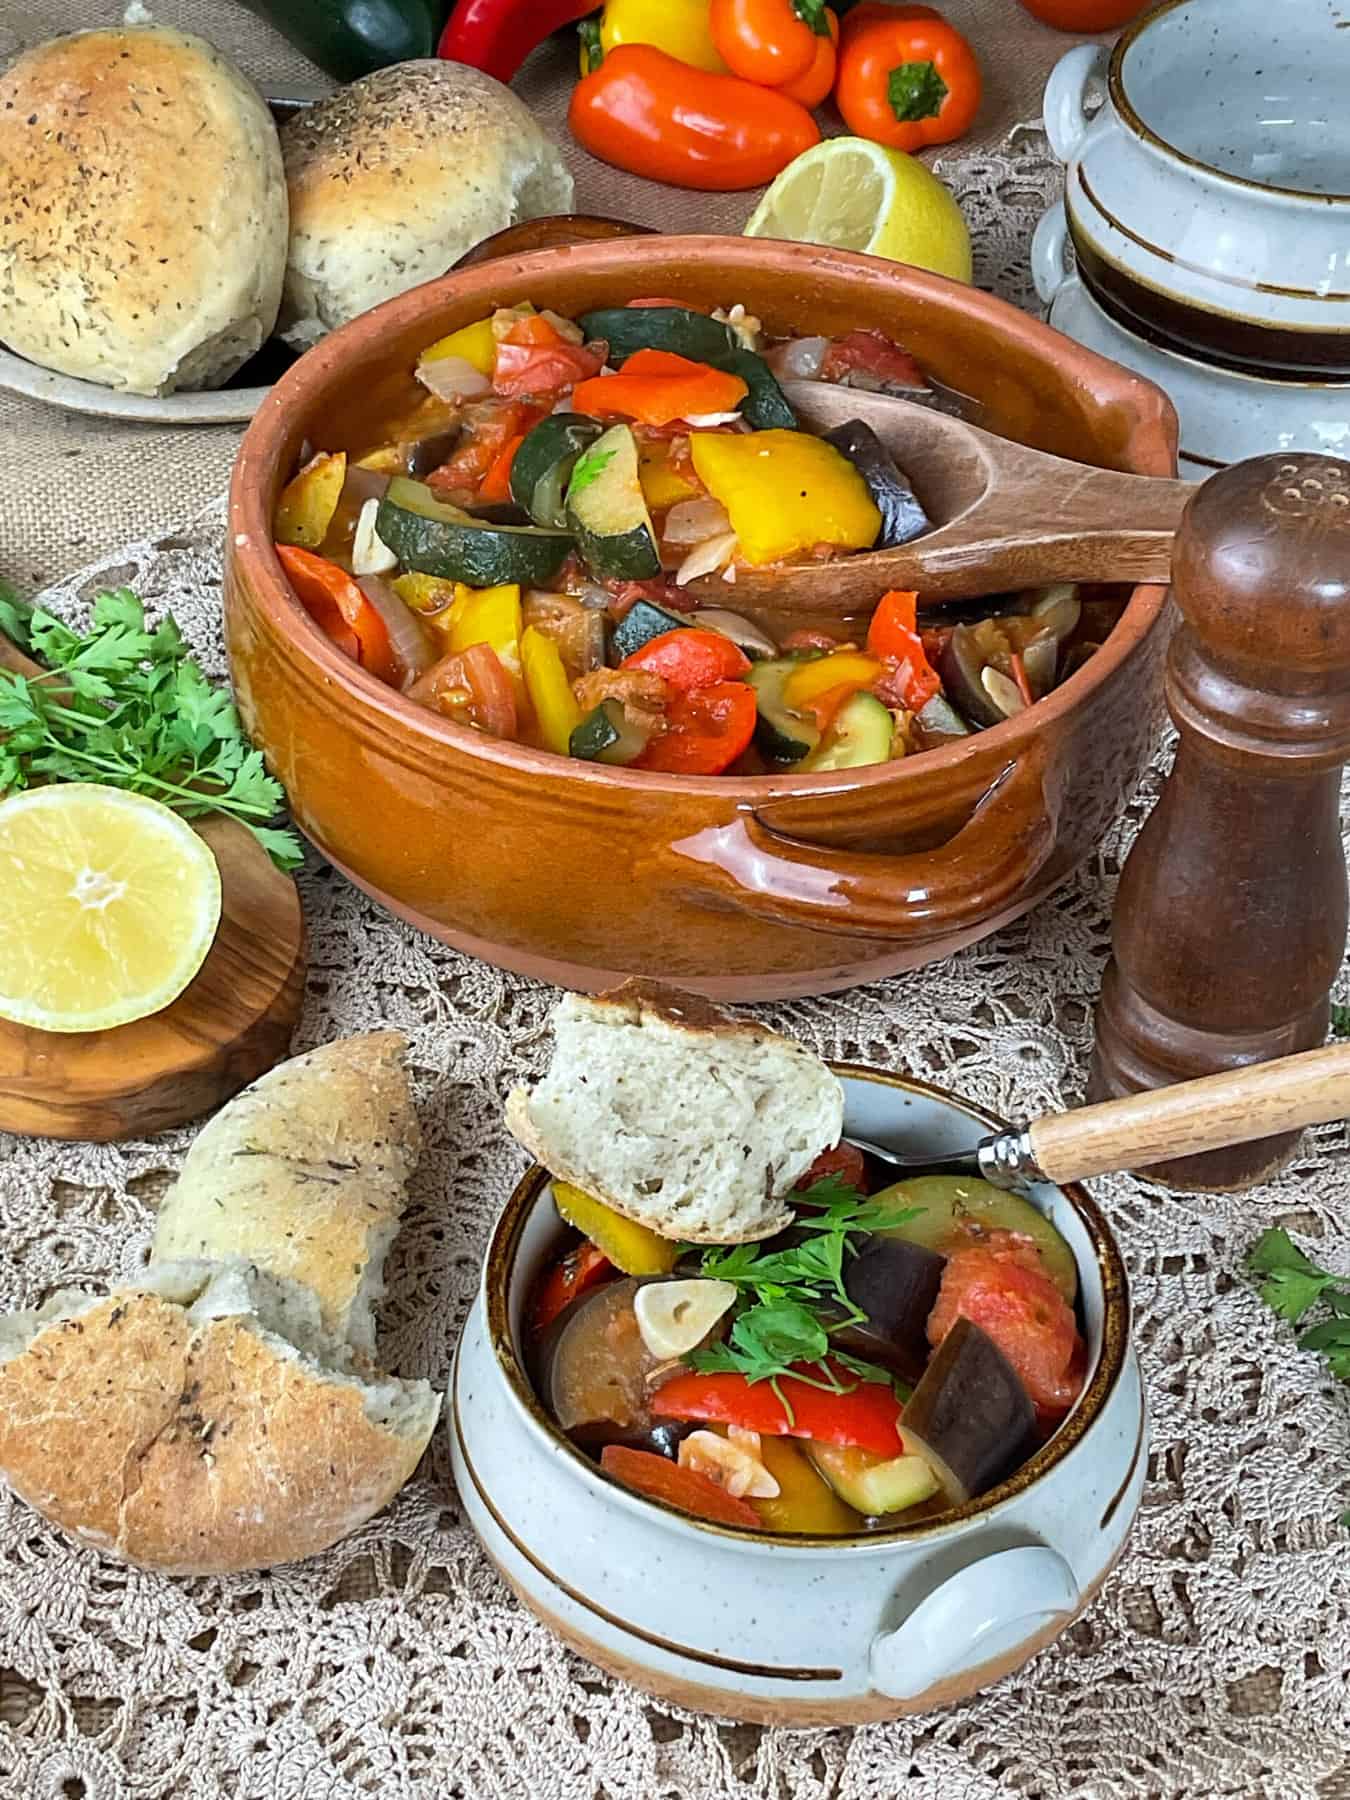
[225,236,1177,1001]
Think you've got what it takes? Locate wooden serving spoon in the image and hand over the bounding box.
[849,1042,1350,1188]
[694,380,1194,614]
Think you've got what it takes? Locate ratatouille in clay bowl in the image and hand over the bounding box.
[225,233,1177,1000]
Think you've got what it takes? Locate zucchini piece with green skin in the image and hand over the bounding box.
[565,425,661,581]
[569,699,651,766]
[823,419,931,547]
[237,0,437,81]
[376,478,572,588]
[746,658,820,764]
[608,599,692,662]
[804,1443,940,1515]
[510,414,604,529]
[802,690,894,771]
[576,309,797,431]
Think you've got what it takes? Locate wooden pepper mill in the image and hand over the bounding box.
[1089,451,1350,1189]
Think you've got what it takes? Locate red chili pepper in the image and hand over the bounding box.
[530,1242,614,1337]
[634,679,757,774]
[621,628,750,693]
[600,1445,760,1527]
[477,431,526,504]
[867,589,941,713]
[437,0,595,82]
[653,1363,906,1456]
[275,544,396,684]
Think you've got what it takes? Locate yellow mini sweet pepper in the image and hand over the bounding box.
[446,582,523,682]
[419,316,497,376]
[274,450,346,549]
[521,626,583,754]
[583,0,727,74]
[553,1182,680,1276]
[783,650,882,711]
[689,430,881,566]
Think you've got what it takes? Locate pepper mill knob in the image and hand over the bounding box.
[1089,452,1350,1189]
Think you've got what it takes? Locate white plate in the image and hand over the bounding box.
[0,342,279,424]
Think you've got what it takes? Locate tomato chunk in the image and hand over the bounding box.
[927,1241,1084,1417]
[530,1242,614,1338]
[600,1445,760,1527]
[621,627,750,692]
[797,1141,869,1194]
[634,680,756,774]
[821,329,928,390]
[653,1364,905,1456]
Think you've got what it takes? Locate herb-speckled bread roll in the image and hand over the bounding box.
[0,25,287,395]
[277,59,574,351]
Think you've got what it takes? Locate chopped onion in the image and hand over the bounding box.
[415,354,490,402]
[764,336,829,381]
[691,607,777,657]
[356,577,436,686]
[675,531,738,586]
[663,496,731,546]
[539,308,585,344]
[681,410,744,428]
[352,498,398,576]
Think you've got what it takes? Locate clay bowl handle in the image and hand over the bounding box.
[452,213,656,270]
[1027,1043,1350,1184]
[661,753,1052,939]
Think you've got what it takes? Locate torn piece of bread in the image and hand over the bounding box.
[0,1262,440,1575]
[506,981,844,1244]
[152,1034,419,1353]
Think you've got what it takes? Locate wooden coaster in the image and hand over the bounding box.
[0,814,306,1141]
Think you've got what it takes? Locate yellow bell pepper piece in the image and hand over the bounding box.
[638,439,701,510]
[689,430,881,566]
[354,445,404,475]
[274,450,346,549]
[552,1182,679,1276]
[521,626,583,754]
[600,0,727,73]
[446,582,523,681]
[783,650,882,710]
[420,317,496,375]
[751,1435,863,1535]
[392,572,458,618]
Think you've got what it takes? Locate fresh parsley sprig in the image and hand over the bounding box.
[682,1174,921,1418]
[0,587,301,870]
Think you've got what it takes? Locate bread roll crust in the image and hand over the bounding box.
[0,26,286,394]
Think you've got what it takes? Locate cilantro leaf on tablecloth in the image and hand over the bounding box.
[1331,1002,1350,1039]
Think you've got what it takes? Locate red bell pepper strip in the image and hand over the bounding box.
[477,431,526,504]
[634,680,756,774]
[530,1242,614,1337]
[867,589,941,713]
[275,544,397,684]
[620,627,750,693]
[600,1445,760,1527]
[437,0,596,83]
[653,1363,906,1456]
[572,349,748,427]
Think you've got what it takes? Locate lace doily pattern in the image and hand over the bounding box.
[4,139,1350,1800]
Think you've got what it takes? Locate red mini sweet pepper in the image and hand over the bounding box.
[438,0,595,82]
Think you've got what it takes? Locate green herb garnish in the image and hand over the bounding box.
[1331,1002,1350,1039]
[0,588,302,869]
[566,445,616,501]
[683,1175,921,1417]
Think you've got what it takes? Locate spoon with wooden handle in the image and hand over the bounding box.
[849,1043,1349,1189]
[692,380,1194,618]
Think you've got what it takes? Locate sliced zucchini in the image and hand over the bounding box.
[575,308,796,431]
[510,413,604,529]
[746,657,819,764]
[376,477,571,587]
[802,691,893,772]
[565,424,660,581]
[804,1443,940,1516]
[723,347,797,431]
[568,699,651,766]
[870,1175,1078,1303]
[608,598,691,663]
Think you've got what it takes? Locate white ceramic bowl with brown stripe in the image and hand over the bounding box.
[449,1066,1146,1724]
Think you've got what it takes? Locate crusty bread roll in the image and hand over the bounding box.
[0,1264,439,1575]
[152,1033,419,1353]
[0,25,287,395]
[278,60,574,351]
[506,981,844,1244]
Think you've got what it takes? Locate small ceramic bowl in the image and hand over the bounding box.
[1040,0,1350,379]
[449,1066,1145,1724]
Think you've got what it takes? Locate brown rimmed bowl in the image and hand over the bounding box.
[225,235,1177,999]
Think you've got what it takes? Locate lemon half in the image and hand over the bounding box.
[0,784,223,1033]
[745,137,973,283]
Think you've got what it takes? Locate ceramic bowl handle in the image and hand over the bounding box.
[1043,44,1108,164]
[662,752,1053,941]
[1031,202,1071,307]
[869,1545,1079,1702]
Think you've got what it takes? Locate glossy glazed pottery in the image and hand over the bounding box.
[449,1067,1146,1724]
[1040,1,1350,379]
[226,236,1175,1001]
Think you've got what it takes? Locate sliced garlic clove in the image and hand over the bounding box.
[352,496,398,575]
[634,1278,736,1359]
[981,665,1026,717]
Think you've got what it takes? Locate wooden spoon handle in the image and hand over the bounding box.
[1026,1043,1350,1183]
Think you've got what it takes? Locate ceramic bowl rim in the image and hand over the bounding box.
[1109,0,1350,207]
[477,1062,1132,1553]
[228,235,1174,802]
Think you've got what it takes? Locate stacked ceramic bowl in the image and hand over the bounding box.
[1033,0,1350,478]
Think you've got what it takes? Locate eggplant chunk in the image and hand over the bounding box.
[843,1236,946,1379]
[900,1317,1037,1504]
[823,419,931,547]
[540,1277,667,1450]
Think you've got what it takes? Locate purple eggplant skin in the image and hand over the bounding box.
[901,1317,1037,1504]
[843,1235,947,1378]
[823,419,931,547]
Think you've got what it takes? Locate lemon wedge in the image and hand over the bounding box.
[744,136,973,282]
[0,785,223,1033]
